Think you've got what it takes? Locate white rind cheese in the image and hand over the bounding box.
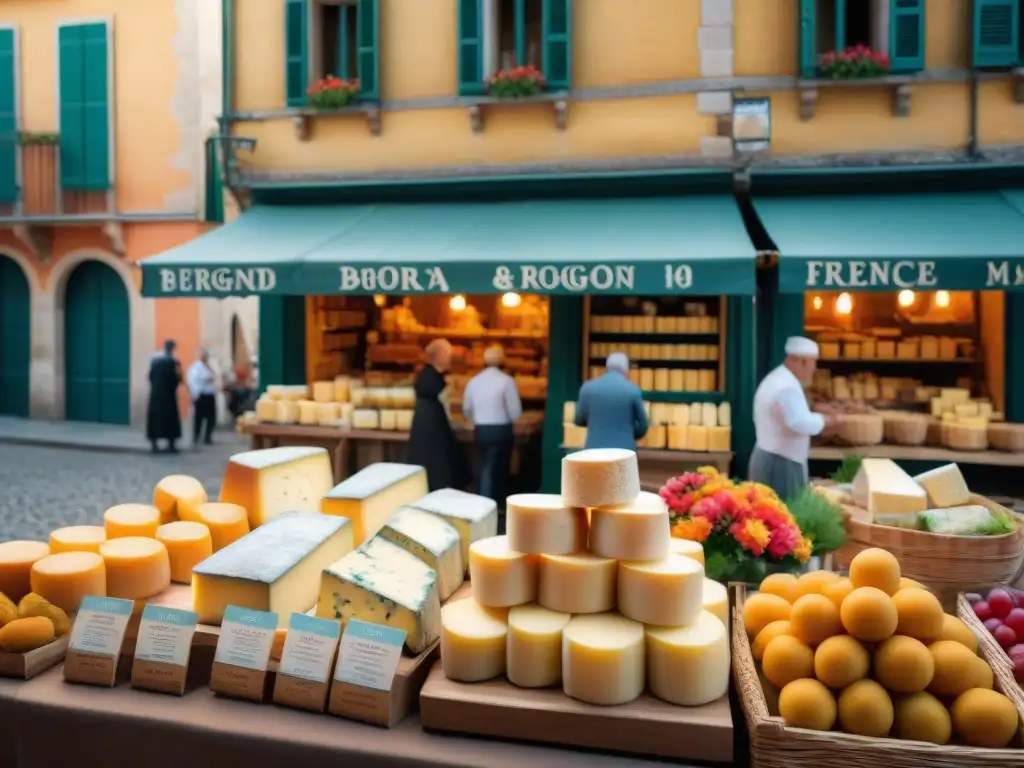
[219,446,334,528]
[192,512,354,626]
[468,535,537,608]
[408,488,498,574]
[376,506,464,600]
[618,554,704,626]
[505,493,588,555]
[321,463,428,545]
[506,603,570,689]
[317,536,441,654]
[440,597,508,682]
[538,552,617,614]
[851,458,928,519]
[646,611,730,706]
[588,491,671,561]
[562,612,645,706]
[560,448,640,508]
[913,463,971,509]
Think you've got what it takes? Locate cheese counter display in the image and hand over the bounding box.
[563,399,732,452]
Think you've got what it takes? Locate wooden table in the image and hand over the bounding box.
[810,444,1024,467]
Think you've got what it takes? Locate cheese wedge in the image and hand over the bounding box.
[376,506,464,600]
[913,464,970,509]
[646,611,730,706]
[321,463,428,545]
[408,488,498,574]
[220,446,334,528]
[852,458,928,519]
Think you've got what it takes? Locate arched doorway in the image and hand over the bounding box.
[64,260,130,424]
[0,255,30,417]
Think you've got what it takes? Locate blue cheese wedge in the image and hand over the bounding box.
[408,488,498,574]
[376,506,464,600]
[317,537,441,654]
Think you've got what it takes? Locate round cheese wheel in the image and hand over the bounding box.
[0,540,51,602]
[156,521,213,584]
[703,578,729,626]
[647,611,730,705]
[29,552,106,613]
[669,537,705,566]
[103,504,161,539]
[560,448,640,508]
[99,537,171,600]
[153,475,208,523]
[507,603,570,688]
[194,502,250,551]
[563,613,645,705]
[618,554,704,626]
[538,552,617,614]
[589,491,670,561]
[49,525,106,555]
[506,494,588,555]
[440,597,508,682]
[468,536,537,608]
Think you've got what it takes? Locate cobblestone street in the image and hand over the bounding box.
[0,440,245,542]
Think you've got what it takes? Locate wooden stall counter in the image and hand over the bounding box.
[810,444,1024,467]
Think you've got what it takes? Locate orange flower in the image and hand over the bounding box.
[672,516,713,543]
[732,518,770,557]
[793,536,813,564]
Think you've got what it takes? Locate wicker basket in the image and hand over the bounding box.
[881,413,929,446]
[732,583,1024,768]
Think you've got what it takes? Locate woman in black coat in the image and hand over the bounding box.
[407,339,468,491]
[146,339,183,453]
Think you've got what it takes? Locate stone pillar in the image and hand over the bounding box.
[697,0,734,159]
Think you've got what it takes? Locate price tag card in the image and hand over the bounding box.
[334,619,406,691]
[209,605,278,702]
[64,596,134,687]
[272,613,342,712]
[130,605,198,696]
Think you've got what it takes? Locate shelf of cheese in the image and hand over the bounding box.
[591,315,719,334]
[562,400,731,452]
[249,379,419,430]
[588,341,719,362]
[587,366,718,392]
[815,333,974,362]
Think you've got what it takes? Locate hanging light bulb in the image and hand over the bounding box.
[935,290,950,308]
[501,292,521,308]
[835,292,853,315]
[897,289,915,308]
[373,294,386,307]
[449,294,467,311]
[812,295,823,311]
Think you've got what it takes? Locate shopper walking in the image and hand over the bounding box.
[462,346,522,505]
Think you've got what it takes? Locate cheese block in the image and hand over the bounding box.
[697,370,716,390]
[507,603,571,688]
[100,537,171,600]
[352,408,380,429]
[646,611,730,706]
[194,502,250,551]
[0,541,51,602]
[851,458,928,519]
[717,402,731,428]
[561,448,640,508]
[643,425,666,449]
[688,425,709,451]
[395,410,413,431]
[562,613,645,706]
[701,403,717,428]
[156,521,213,584]
[333,376,351,403]
[667,425,687,450]
[297,400,319,425]
[562,401,576,423]
[312,380,334,403]
[274,400,299,423]
[317,536,440,654]
[689,405,704,427]
[589,491,670,561]
[505,494,588,555]
[440,597,508,682]
[379,409,398,430]
[945,423,988,451]
[322,463,429,545]
[538,552,617,614]
[49,526,106,555]
[913,464,970,509]
[153,475,208,524]
[469,536,537,608]
[103,504,161,539]
[316,402,343,425]
[955,402,979,418]
[703,578,729,626]
[618,554,704,626]
[669,538,705,566]
[707,426,731,451]
[376,506,464,600]
[408,488,499,574]
[29,552,106,613]
[940,387,970,406]
[221,447,334,528]
[194,512,354,626]
[255,397,277,421]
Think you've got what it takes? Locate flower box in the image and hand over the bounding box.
[487,65,546,99]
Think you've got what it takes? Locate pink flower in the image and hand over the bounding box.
[767,524,800,559]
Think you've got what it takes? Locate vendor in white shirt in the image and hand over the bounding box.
[749,336,843,501]
[462,345,522,505]
[186,348,218,448]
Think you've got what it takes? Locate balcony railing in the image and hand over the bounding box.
[0,133,110,219]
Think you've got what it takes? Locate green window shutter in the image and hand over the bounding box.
[0,29,16,205]
[203,137,224,224]
[457,0,483,96]
[889,0,925,73]
[285,0,309,106]
[59,23,110,192]
[542,0,571,90]
[799,0,818,78]
[356,0,380,100]
[972,0,1020,68]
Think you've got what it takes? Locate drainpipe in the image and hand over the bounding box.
[968,69,980,159]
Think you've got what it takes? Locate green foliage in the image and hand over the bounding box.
[829,454,863,484]
[787,486,848,555]
[20,132,58,146]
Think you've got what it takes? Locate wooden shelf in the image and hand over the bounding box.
[587,332,719,342]
[819,358,977,364]
[381,329,546,341]
[591,357,718,367]
[810,444,1024,467]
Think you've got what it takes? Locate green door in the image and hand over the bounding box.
[64,260,130,424]
[0,255,30,417]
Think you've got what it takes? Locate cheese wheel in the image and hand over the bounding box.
[562,613,645,705]
[505,494,588,555]
[29,552,106,613]
[669,537,705,566]
[49,525,106,555]
[100,537,171,600]
[156,521,213,584]
[194,502,250,551]
[619,554,704,626]
[646,611,730,706]
[468,536,537,608]
[440,597,508,682]
[507,603,570,688]
[703,578,729,626]
[153,475,208,523]
[560,448,640,508]
[538,552,617,614]
[0,540,51,602]
[103,504,161,539]
[589,491,670,561]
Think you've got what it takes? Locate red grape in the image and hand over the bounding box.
[974,601,993,622]
[1005,608,1024,637]
[1010,643,1024,657]
[994,624,1018,649]
[1014,662,1024,684]
[984,617,1004,634]
[987,588,1014,619]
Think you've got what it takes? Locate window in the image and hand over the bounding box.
[971,0,1021,69]
[457,0,571,95]
[311,1,358,82]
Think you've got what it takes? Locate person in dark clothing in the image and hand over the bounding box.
[407,338,467,491]
[147,339,183,454]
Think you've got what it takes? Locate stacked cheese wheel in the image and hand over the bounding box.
[439,448,731,708]
[745,547,1020,748]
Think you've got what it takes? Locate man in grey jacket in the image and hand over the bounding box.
[574,352,649,450]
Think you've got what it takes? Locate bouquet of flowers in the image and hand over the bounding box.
[660,467,813,583]
[307,76,359,109]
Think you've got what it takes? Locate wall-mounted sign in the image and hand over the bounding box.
[732,98,771,153]
[779,257,1024,293]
